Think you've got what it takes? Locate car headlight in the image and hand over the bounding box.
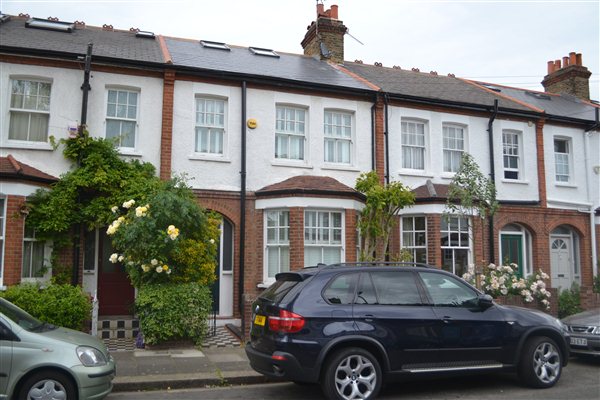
[77,346,107,367]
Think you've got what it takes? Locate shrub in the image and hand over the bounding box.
[135,283,212,345]
[558,283,582,319]
[0,283,91,331]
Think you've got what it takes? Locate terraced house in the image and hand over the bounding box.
[1,4,598,335]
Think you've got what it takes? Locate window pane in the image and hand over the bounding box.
[120,121,136,147]
[372,271,421,305]
[29,113,48,142]
[8,112,29,140]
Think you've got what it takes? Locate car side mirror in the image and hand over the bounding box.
[478,294,494,309]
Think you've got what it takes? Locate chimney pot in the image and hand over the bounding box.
[317,3,324,16]
[542,51,591,100]
[330,5,339,19]
[569,52,577,65]
[547,61,555,74]
[562,56,569,67]
[576,53,583,65]
[555,59,562,69]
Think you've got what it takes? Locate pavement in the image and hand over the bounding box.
[110,343,274,392]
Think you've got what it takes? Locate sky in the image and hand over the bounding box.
[1,0,598,100]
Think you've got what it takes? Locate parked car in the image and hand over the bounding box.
[0,297,115,400]
[246,263,570,400]
[562,308,600,357]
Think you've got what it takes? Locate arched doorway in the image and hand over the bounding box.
[550,226,580,290]
[211,217,234,317]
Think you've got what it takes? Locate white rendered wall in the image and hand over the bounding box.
[171,82,374,192]
[1,62,164,177]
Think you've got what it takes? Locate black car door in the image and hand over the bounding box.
[417,271,508,365]
[352,271,439,370]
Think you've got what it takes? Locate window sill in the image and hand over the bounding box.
[440,173,457,180]
[398,170,434,178]
[271,160,313,169]
[322,164,360,172]
[118,150,142,157]
[501,179,530,185]
[188,154,231,163]
[554,182,578,188]
[1,141,53,151]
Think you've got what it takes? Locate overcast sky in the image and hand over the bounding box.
[2,0,598,100]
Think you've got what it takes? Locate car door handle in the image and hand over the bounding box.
[362,314,377,322]
[442,316,452,324]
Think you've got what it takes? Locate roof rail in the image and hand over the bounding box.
[324,262,435,269]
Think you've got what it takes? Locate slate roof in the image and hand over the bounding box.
[0,155,58,183]
[164,37,374,91]
[0,16,164,64]
[469,82,599,123]
[341,62,538,113]
[257,175,364,200]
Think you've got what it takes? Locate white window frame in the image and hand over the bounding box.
[105,87,139,150]
[442,124,466,173]
[553,137,571,183]
[440,216,471,276]
[324,110,353,165]
[21,225,50,282]
[304,210,345,266]
[195,96,227,156]
[0,197,6,287]
[401,119,427,170]
[264,210,290,283]
[502,130,521,180]
[275,105,306,161]
[8,78,52,143]
[400,216,427,264]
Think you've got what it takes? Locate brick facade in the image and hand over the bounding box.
[2,195,26,286]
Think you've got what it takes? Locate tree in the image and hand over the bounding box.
[445,153,498,264]
[355,171,415,261]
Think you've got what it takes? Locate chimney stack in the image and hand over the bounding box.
[301,3,346,64]
[541,51,592,100]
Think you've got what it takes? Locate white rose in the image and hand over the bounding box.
[109,253,119,263]
[111,206,118,213]
[118,255,124,262]
[151,259,158,266]
[156,266,163,273]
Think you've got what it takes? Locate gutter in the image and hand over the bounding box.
[256,189,366,202]
[370,97,376,171]
[239,81,247,337]
[487,100,499,264]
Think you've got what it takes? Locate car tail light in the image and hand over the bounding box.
[268,309,305,333]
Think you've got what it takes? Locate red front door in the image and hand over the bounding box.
[98,231,135,315]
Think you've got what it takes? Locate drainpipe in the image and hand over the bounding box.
[384,94,390,184]
[72,42,93,286]
[585,108,600,278]
[486,100,499,264]
[239,81,247,336]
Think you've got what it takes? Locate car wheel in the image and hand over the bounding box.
[321,347,382,400]
[518,336,562,388]
[18,370,76,400]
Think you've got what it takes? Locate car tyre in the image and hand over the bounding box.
[518,336,562,388]
[321,347,382,400]
[18,370,76,400]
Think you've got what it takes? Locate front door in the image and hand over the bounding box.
[97,231,135,315]
[550,236,573,290]
[501,234,523,276]
[211,218,234,317]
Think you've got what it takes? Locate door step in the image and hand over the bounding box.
[98,316,139,340]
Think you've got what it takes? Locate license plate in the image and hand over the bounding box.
[254,315,266,326]
[570,337,587,346]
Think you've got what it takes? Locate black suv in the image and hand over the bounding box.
[246,263,569,400]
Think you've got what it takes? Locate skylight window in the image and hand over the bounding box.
[200,40,231,51]
[480,83,501,92]
[25,18,74,32]
[249,47,279,58]
[135,31,155,39]
[525,91,551,100]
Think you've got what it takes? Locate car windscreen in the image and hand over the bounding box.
[0,298,44,332]
[259,280,299,303]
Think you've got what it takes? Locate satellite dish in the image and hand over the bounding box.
[320,42,332,58]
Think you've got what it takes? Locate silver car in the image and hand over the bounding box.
[0,298,115,400]
[562,308,600,356]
